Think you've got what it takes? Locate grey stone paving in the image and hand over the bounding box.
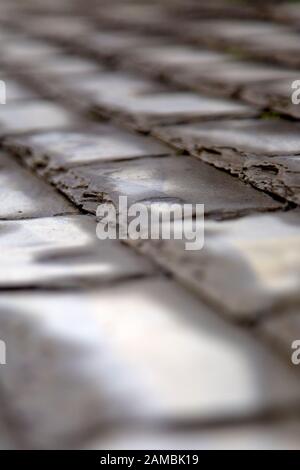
[154,119,300,203]
[4,124,171,174]
[94,92,256,131]
[0,0,300,450]
[53,155,281,216]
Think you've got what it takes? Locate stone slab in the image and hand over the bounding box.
[243,155,300,205]
[4,124,172,174]
[96,92,256,131]
[53,155,281,216]
[154,119,300,175]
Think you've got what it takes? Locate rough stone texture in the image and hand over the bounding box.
[53,155,281,216]
[4,124,172,174]
[0,279,299,448]
[127,211,300,319]
[243,155,300,205]
[0,100,78,134]
[154,119,300,178]
[0,151,76,219]
[242,78,300,120]
[0,214,153,288]
[95,92,257,131]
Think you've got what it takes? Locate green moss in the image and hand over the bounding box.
[260,111,282,120]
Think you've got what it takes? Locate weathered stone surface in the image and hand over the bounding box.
[0,214,153,288]
[243,155,300,205]
[128,211,300,318]
[0,100,77,134]
[242,78,300,119]
[154,119,300,175]
[96,92,256,131]
[174,60,300,98]
[53,155,281,215]
[4,124,171,174]
[0,279,299,448]
[0,151,76,219]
